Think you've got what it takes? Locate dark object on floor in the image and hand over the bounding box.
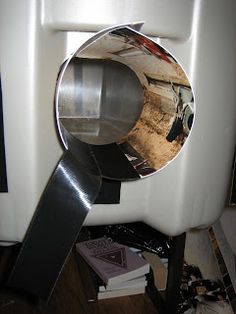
[177,263,229,313]
[84,222,170,258]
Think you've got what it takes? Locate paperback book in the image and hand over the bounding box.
[98,275,147,292]
[97,285,146,300]
[75,250,147,301]
[76,237,150,286]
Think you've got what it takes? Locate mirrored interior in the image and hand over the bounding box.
[56,27,194,179]
[59,58,144,145]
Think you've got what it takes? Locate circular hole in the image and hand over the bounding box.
[55,27,195,179]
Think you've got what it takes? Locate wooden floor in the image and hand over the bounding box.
[0,247,158,314]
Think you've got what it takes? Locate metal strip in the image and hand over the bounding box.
[7,141,101,299]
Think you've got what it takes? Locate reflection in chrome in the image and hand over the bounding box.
[55,25,195,179]
[58,58,144,145]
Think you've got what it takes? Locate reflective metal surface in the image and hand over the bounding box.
[58,58,144,145]
[55,27,195,179]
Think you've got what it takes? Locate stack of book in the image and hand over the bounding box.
[76,237,150,300]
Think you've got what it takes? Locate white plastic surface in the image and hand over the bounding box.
[0,0,236,242]
[42,0,193,39]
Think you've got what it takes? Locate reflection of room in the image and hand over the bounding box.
[58,29,194,176]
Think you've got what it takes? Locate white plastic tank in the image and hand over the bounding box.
[0,0,236,243]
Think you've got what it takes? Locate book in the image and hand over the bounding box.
[75,250,147,301]
[98,275,147,292]
[76,237,150,286]
[97,285,146,300]
[74,250,98,302]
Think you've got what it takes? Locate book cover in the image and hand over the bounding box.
[76,237,150,285]
[76,250,147,301]
[74,250,99,302]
